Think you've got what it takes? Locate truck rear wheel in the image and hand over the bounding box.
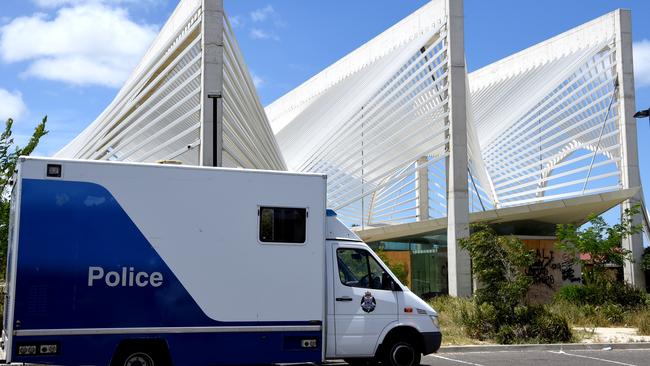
[111,341,170,366]
[383,340,421,366]
[122,351,155,366]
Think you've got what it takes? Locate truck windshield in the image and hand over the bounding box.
[337,248,394,290]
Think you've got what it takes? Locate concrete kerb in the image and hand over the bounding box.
[438,342,650,353]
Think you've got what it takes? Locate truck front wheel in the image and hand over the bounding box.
[384,340,421,366]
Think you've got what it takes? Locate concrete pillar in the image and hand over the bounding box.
[200,0,224,167]
[445,0,472,297]
[416,156,430,221]
[615,9,645,290]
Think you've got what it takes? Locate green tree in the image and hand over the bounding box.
[459,223,535,310]
[0,117,48,279]
[556,206,643,285]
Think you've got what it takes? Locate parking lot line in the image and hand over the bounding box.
[429,354,487,366]
[548,350,638,366]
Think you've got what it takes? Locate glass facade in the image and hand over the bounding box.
[369,230,448,299]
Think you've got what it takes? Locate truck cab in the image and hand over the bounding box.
[325,211,441,365]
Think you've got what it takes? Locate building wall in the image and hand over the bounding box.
[520,237,582,304]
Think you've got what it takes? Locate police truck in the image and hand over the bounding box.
[2,157,441,366]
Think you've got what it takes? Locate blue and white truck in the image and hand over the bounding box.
[2,157,441,366]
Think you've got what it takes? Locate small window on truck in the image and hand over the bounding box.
[259,207,307,243]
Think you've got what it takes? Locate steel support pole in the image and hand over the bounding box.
[615,9,645,290]
[416,156,430,221]
[446,0,472,297]
[200,0,224,167]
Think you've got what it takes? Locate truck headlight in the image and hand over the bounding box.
[430,315,440,328]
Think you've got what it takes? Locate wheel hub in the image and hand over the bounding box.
[392,344,415,366]
[125,352,154,366]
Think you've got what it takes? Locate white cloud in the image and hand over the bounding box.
[233,5,285,42]
[0,4,157,88]
[250,72,263,88]
[250,5,274,22]
[25,56,127,88]
[250,28,279,41]
[634,40,650,88]
[229,15,243,28]
[33,0,154,8]
[0,89,27,121]
[34,0,96,7]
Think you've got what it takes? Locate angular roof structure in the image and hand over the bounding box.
[56,0,285,170]
[266,2,640,228]
[267,0,460,226]
[469,11,625,208]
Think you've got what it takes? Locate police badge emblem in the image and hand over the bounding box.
[360,291,376,313]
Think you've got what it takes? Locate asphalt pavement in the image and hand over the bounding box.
[423,348,650,365]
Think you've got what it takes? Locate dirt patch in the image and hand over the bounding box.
[575,327,650,343]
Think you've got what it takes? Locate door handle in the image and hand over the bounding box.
[336,296,353,302]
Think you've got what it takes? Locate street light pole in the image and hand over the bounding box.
[207,93,222,167]
[633,108,650,127]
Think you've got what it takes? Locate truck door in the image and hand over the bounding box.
[332,244,398,357]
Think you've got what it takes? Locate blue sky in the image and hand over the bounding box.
[1,0,650,230]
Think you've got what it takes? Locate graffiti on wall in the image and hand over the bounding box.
[526,249,555,287]
[554,253,581,283]
[526,249,581,288]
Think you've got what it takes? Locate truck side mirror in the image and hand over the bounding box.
[391,280,402,291]
[382,272,401,291]
[381,272,402,291]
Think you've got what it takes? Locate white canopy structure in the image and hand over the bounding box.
[470,12,624,208]
[56,0,285,170]
[267,0,453,226]
[266,1,645,293]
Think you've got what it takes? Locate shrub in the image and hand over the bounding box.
[531,310,572,343]
[458,223,572,344]
[429,295,472,325]
[495,325,516,344]
[555,282,647,308]
[555,285,593,304]
[607,282,648,308]
[462,302,497,340]
[459,224,534,310]
[427,296,479,346]
[601,304,625,324]
[467,304,571,344]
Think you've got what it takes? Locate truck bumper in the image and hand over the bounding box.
[422,331,442,354]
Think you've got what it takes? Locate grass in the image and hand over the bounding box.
[630,310,650,335]
[546,300,650,330]
[428,295,650,344]
[429,296,491,345]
